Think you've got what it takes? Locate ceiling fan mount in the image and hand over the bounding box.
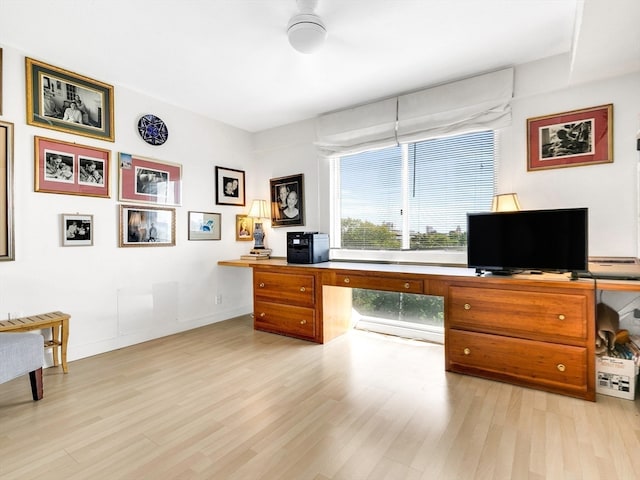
[287,0,327,54]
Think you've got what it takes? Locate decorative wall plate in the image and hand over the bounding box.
[137,114,168,145]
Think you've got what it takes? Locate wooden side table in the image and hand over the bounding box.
[0,311,71,373]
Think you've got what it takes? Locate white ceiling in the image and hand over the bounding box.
[0,0,638,133]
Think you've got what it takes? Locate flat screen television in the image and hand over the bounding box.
[467,207,588,277]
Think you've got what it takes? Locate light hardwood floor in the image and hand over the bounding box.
[1,315,639,480]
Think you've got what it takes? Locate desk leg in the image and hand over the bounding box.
[51,325,60,367]
[61,318,69,373]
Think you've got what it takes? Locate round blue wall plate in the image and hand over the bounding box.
[137,114,168,145]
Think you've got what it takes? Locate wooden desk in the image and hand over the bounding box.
[0,311,71,373]
[221,259,604,401]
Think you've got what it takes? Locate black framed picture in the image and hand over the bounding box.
[215,166,245,206]
[270,173,304,227]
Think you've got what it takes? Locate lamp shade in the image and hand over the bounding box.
[287,13,327,53]
[248,199,269,219]
[491,193,521,212]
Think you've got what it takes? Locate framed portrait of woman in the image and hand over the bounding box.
[235,214,253,241]
[269,173,304,227]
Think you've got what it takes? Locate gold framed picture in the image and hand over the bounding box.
[26,57,115,142]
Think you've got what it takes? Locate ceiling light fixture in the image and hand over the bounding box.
[287,0,327,54]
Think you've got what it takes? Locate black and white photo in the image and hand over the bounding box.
[540,120,593,160]
[78,157,105,186]
[215,166,245,206]
[135,167,168,196]
[62,214,93,247]
[26,57,115,142]
[44,151,74,183]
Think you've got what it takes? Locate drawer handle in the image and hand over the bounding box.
[464,303,471,310]
[558,314,566,321]
[300,287,306,292]
[557,363,566,372]
[343,278,350,284]
[260,312,266,318]
[300,319,307,325]
[404,282,410,289]
[259,282,265,288]
[463,348,471,355]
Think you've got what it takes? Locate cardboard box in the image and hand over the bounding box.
[596,355,639,400]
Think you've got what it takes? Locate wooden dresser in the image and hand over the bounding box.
[254,267,318,340]
[443,277,594,400]
[220,259,598,400]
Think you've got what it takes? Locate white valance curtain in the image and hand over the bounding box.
[315,67,514,157]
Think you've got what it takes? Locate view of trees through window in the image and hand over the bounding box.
[335,130,496,333]
[352,289,444,328]
[341,218,467,251]
[337,130,495,252]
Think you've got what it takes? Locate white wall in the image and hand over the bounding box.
[0,45,256,363]
[255,54,640,259]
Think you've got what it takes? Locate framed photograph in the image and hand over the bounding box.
[0,121,14,261]
[119,153,182,206]
[61,214,93,247]
[119,204,175,247]
[34,136,110,198]
[0,48,3,116]
[188,211,221,241]
[527,104,613,171]
[270,173,304,227]
[235,214,253,241]
[26,57,115,142]
[215,166,245,206]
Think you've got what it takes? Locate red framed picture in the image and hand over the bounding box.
[34,136,110,198]
[527,104,613,171]
[118,152,182,206]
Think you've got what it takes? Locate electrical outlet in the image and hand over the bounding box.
[634,308,640,318]
[215,294,222,305]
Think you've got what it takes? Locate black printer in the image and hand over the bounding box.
[287,232,329,264]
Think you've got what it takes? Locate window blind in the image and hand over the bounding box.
[335,130,495,254]
[339,145,403,250]
[316,68,513,157]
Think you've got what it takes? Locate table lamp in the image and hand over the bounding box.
[491,193,521,212]
[248,199,270,254]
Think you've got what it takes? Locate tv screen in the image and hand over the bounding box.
[467,207,588,275]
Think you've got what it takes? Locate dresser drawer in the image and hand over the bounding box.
[448,285,587,341]
[334,273,423,294]
[254,271,315,307]
[254,301,316,340]
[448,329,587,389]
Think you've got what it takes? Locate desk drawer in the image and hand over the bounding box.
[448,329,587,389]
[334,273,424,294]
[448,285,587,341]
[254,301,316,340]
[254,271,315,307]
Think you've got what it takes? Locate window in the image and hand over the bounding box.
[330,130,497,341]
[331,130,497,265]
[65,84,77,101]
